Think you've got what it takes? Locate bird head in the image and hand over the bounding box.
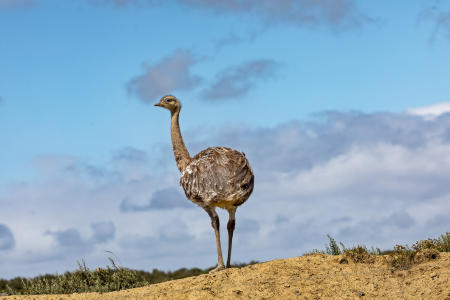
[154,95,181,113]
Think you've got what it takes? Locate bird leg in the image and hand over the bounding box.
[205,207,225,273]
[226,207,236,268]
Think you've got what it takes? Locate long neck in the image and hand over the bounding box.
[170,108,191,172]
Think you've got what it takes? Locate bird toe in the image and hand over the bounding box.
[209,264,225,273]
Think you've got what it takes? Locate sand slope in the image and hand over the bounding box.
[3,253,449,300]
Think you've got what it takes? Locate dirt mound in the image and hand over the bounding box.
[2,253,449,299]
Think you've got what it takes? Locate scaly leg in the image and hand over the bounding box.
[226,207,236,268]
[205,207,225,273]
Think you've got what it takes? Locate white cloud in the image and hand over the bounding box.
[407,102,450,120]
[181,0,375,31]
[127,49,203,103]
[202,59,279,100]
[128,52,279,102]
[93,0,375,32]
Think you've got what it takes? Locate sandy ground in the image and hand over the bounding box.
[2,253,449,300]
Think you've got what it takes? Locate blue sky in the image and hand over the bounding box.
[1,0,450,279]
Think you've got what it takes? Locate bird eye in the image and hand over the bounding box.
[166,98,174,103]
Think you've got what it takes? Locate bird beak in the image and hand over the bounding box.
[154,103,161,107]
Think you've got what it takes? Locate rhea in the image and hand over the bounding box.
[155,95,254,272]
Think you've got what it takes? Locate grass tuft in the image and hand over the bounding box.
[412,232,450,252]
[389,244,416,270]
[0,258,258,295]
[318,232,449,270]
[16,258,147,295]
[325,234,342,255]
[343,245,376,264]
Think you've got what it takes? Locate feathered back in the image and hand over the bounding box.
[180,147,254,208]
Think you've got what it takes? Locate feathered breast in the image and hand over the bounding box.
[180,147,254,207]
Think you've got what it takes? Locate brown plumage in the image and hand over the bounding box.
[155,95,254,272]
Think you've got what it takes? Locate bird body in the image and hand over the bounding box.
[181,147,254,209]
[155,95,254,272]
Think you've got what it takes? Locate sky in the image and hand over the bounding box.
[1,0,450,279]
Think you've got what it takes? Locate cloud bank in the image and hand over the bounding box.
[1,108,450,278]
[0,224,15,251]
[120,187,192,211]
[45,222,115,249]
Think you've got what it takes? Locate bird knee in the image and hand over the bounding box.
[227,219,235,232]
[211,215,219,229]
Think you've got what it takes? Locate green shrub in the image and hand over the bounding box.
[412,232,450,252]
[325,234,343,255]
[389,245,416,270]
[343,245,376,263]
[438,232,450,251]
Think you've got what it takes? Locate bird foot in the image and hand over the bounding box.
[209,264,225,273]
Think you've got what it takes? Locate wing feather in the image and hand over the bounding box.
[180,147,254,207]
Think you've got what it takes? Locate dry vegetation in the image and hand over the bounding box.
[1,233,449,299]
